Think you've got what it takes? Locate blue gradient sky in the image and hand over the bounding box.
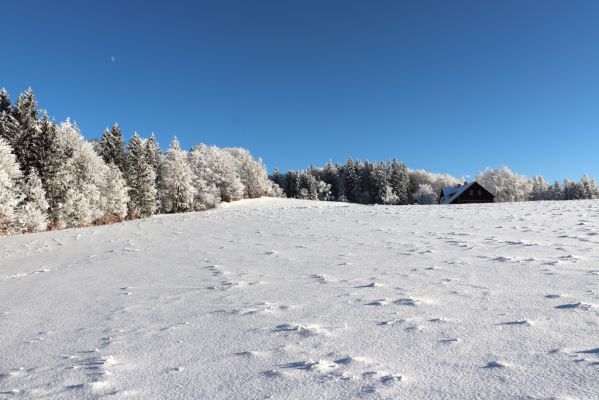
[2,0,598,181]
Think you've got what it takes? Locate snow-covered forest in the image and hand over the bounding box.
[273,161,599,205]
[0,88,280,235]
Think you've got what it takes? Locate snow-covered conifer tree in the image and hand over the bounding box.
[0,89,19,145]
[98,123,126,172]
[10,88,40,172]
[389,159,410,205]
[344,158,362,203]
[126,133,158,218]
[321,161,343,201]
[33,115,71,226]
[145,133,163,183]
[579,175,599,200]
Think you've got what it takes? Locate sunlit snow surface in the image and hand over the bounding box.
[1,198,599,399]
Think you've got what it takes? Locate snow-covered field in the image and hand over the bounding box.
[1,198,598,399]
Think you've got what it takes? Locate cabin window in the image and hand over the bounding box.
[477,189,482,196]
[469,190,474,196]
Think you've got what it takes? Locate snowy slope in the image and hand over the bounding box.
[1,198,598,399]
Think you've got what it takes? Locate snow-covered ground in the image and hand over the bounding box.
[1,198,598,399]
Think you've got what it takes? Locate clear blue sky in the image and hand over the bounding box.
[3,0,598,181]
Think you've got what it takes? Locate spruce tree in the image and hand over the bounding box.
[32,115,71,225]
[344,158,362,203]
[126,133,158,218]
[373,161,392,204]
[11,88,39,171]
[579,175,598,199]
[98,123,126,172]
[389,159,410,205]
[145,133,162,176]
[0,89,18,144]
[361,161,376,204]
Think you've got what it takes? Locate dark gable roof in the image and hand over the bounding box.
[440,181,475,204]
[440,181,494,204]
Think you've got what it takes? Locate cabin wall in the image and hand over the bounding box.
[453,183,494,203]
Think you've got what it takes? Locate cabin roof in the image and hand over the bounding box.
[440,181,478,204]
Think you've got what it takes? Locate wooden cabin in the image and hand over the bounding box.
[439,181,494,204]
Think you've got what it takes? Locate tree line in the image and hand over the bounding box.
[0,88,279,235]
[272,162,599,204]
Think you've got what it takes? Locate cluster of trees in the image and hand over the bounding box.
[478,167,599,202]
[270,159,460,205]
[274,162,599,205]
[0,88,279,235]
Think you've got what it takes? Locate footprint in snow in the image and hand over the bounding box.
[366,299,389,306]
[498,320,532,326]
[355,282,382,288]
[273,323,332,337]
[555,302,592,310]
[483,361,507,369]
[393,298,418,306]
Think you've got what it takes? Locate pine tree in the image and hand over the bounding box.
[126,133,158,218]
[98,123,126,172]
[0,138,23,234]
[160,137,196,213]
[17,169,48,233]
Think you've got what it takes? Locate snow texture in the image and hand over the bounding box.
[1,198,598,399]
